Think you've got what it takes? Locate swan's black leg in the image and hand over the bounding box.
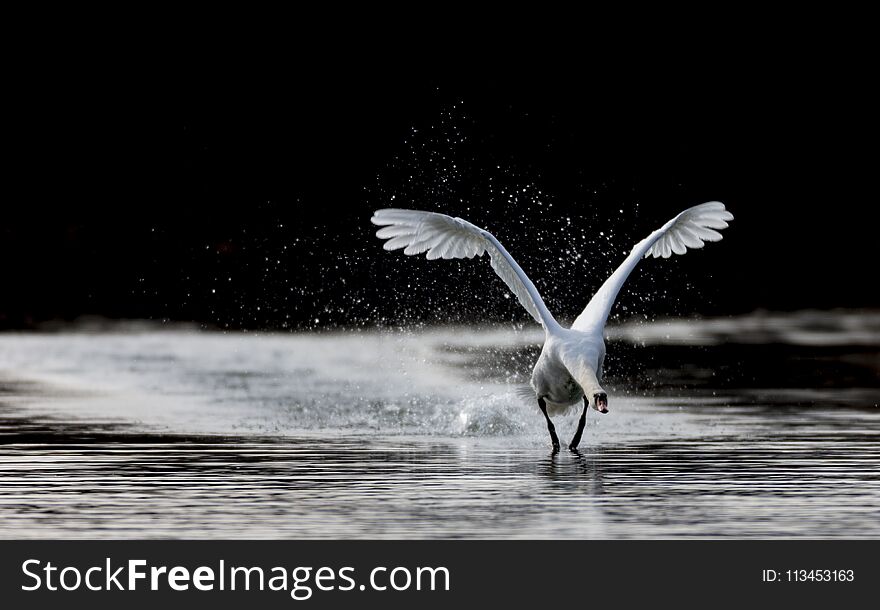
[538,397,559,450]
[569,397,588,450]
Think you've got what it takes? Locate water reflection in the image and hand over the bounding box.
[0,314,878,538]
[1,411,878,538]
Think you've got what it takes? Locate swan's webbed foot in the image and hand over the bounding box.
[538,397,560,450]
[569,397,588,450]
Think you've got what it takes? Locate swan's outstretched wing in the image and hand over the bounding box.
[371,209,558,329]
[571,201,733,333]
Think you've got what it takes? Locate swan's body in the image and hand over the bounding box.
[533,328,604,416]
[371,202,734,449]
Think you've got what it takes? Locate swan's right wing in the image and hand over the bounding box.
[371,209,558,329]
[571,201,733,333]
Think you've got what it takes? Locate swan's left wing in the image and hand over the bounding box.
[371,209,559,329]
[571,201,733,333]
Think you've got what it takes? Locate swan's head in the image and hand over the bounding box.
[593,392,608,414]
[565,355,609,414]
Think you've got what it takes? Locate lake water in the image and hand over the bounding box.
[1,311,878,538]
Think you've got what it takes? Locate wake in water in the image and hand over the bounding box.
[0,328,626,444]
[1,311,877,444]
[0,328,522,437]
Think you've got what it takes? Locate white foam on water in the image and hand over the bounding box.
[2,310,877,444]
[0,326,722,445]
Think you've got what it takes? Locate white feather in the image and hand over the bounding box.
[572,201,734,332]
[514,385,537,401]
[371,209,559,329]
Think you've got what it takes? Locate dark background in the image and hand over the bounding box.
[4,38,877,330]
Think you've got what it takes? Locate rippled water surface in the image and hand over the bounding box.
[1,312,879,538]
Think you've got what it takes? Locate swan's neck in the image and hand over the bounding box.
[540,316,563,336]
[561,352,604,397]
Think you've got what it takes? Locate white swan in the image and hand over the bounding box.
[371,202,734,450]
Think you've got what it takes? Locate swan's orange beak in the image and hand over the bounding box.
[594,392,608,414]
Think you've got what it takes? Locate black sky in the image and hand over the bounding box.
[4,40,877,330]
